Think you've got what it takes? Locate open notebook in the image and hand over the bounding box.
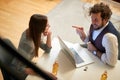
[58,36,94,68]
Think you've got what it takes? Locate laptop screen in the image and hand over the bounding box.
[57,36,94,68]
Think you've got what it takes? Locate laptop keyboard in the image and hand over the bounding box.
[70,48,84,64]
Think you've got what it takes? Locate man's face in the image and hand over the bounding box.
[91,13,104,30]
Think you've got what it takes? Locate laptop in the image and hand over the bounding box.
[58,36,94,68]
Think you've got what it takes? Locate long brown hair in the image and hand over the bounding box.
[28,14,47,57]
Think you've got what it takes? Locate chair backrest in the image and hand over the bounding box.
[0,38,22,80]
[0,38,57,80]
[0,39,15,65]
[118,31,120,60]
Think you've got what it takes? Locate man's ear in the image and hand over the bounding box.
[102,18,108,24]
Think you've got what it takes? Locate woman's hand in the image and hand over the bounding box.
[43,26,51,36]
[42,25,52,48]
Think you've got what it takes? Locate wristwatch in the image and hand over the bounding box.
[93,50,97,56]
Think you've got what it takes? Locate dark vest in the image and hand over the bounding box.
[89,21,120,59]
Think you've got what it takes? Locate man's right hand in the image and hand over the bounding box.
[72,26,86,41]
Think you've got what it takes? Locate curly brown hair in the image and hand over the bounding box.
[89,2,112,20]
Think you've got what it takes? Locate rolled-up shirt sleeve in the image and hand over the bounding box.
[40,41,52,53]
[101,33,118,67]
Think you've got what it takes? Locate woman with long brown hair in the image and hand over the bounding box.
[11,14,52,79]
[18,14,52,58]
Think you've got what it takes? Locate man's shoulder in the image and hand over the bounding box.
[103,33,117,41]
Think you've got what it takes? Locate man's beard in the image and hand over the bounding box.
[93,22,104,30]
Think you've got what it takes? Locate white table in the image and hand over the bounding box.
[26,37,120,80]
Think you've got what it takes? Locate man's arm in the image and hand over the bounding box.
[101,33,118,66]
